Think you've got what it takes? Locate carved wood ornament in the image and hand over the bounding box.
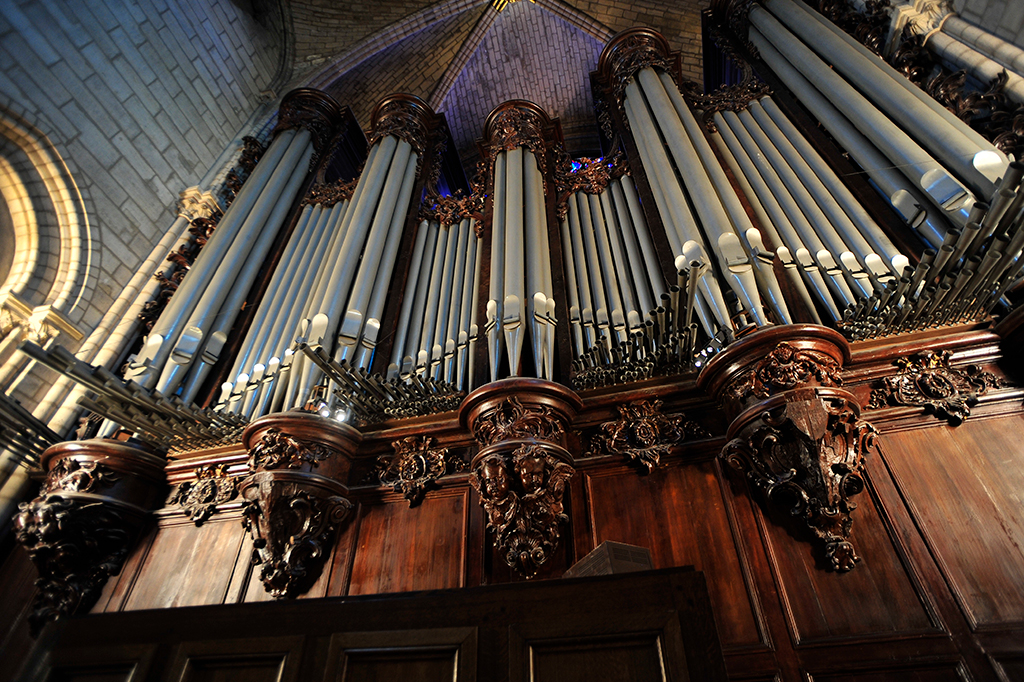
[376,436,465,507]
[699,327,876,572]
[169,463,239,525]
[868,350,1007,425]
[588,399,710,473]
[239,413,359,599]
[14,439,167,634]
[461,379,583,578]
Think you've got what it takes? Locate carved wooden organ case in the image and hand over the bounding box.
[7,8,1024,682]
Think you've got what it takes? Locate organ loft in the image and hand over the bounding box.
[1,0,1024,680]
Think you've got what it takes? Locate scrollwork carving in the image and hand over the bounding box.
[248,428,332,471]
[274,88,345,169]
[369,95,432,157]
[589,399,710,473]
[376,436,465,507]
[240,472,353,599]
[169,463,239,525]
[726,342,843,402]
[722,392,875,572]
[304,177,358,207]
[472,396,565,446]
[867,350,1007,424]
[469,444,574,578]
[44,458,119,494]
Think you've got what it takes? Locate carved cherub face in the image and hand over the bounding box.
[479,459,510,500]
[516,455,547,493]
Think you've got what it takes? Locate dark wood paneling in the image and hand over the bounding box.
[992,654,1024,682]
[348,488,469,595]
[805,662,967,682]
[166,636,305,682]
[878,415,1024,629]
[122,517,248,610]
[756,472,936,643]
[581,460,763,649]
[0,542,37,682]
[324,628,475,682]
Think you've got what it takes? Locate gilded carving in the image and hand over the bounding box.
[240,473,353,599]
[867,350,1006,425]
[248,428,332,471]
[726,342,843,402]
[169,463,239,525]
[369,96,432,157]
[305,177,358,207]
[376,436,465,507]
[472,396,565,446]
[722,393,876,571]
[470,444,574,578]
[603,30,673,106]
[589,399,709,473]
[44,458,119,494]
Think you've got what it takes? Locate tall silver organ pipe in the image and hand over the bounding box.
[286,95,435,410]
[482,102,557,380]
[746,5,992,219]
[124,90,344,399]
[389,194,482,391]
[620,59,785,333]
[556,157,665,357]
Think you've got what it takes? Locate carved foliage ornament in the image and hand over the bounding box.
[376,436,465,507]
[44,458,119,494]
[241,473,353,599]
[722,394,876,572]
[727,342,843,402]
[590,399,709,473]
[248,428,332,472]
[274,90,344,167]
[170,463,239,525]
[605,31,673,106]
[304,177,358,207]
[868,350,1006,425]
[369,97,431,157]
[486,106,548,172]
[472,396,565,446]
[470,444,574,577]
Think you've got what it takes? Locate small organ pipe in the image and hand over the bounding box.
[567,193,596,346]
[487,152,507,382]
[560,213,587,356]
[610,180,656,318]
[618,177,665,302]
[600,189,641,330]
[502,147,526,375]
[389,218,432,378]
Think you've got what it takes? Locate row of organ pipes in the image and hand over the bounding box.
[46,6,1024,441]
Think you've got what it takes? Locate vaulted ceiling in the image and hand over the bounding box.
[271,0,708,166]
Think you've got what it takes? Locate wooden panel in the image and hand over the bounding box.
[123,516,248,610]
[879,416,1024,629]
[0,543,38,682]
[528,635,666,682]
[47,666,138,682]
[348,489,468,595]
[166,636,305,682]
[324,628,476,682]
[582,461,762,648]
[806,662,966,681]
[757,473,935,643]
[992,654,1024,682]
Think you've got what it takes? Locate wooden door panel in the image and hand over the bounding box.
[164,636,305,682]
[46,667,138,682]
[805,662,967,681]
[880,417,1024,629]
[582,461,763,649]
[324,628,476,682]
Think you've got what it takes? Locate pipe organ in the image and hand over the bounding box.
[6,5,1024,681]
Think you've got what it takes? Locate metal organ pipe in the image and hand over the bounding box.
[763,0,1006,194]
[747,9,975,216]
[749,35,952,246]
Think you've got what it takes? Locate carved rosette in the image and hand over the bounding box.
[589,399,710,473]
[460,379,583,578]
[868,350,1007,425]
[169,464,239,525]
[239,411,361,598]
[14,439,167,634]
[699,326,876,572]
[273,88,346,168]
[376,436,465,507]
